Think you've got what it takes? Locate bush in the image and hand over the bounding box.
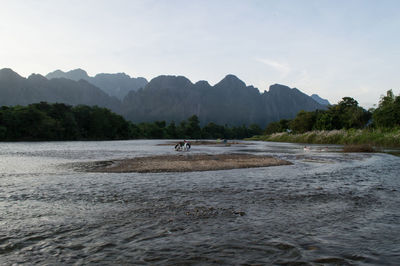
[343,144,375,153]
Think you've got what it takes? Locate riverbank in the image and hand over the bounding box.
[248,128,400,148]
[80,153,292,173]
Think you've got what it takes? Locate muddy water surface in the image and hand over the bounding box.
[0,140,399,265]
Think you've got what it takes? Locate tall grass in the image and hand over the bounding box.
[249,128,400,148]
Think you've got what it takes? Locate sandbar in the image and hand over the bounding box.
[157,140,247,146]
[81,153,292,173]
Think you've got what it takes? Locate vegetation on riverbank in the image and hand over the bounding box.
[250,90,400,148]
[1,90,399,146]
[0,102,262,141]
[249,128,400,148]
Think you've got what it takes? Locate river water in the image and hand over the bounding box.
[0,140,399,265]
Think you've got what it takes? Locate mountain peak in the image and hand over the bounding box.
[195,80,211,87]
[215,74,246,88]
[94,72,130,79]
[68,68,89,78]
[0,69,327,127]
[147,75,193,90]
[311,94,330,105]
[269,83,291,92]
[224,74,240,80]
[46,68,89,81]
[0,68,23,80]
[45,69,148,100]
[28,73,48,83]
[221,74,242,82]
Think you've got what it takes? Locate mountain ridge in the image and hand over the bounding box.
[1,68,326,127]
[311,94,330,106]
[122,74,325,127]
[0,68,121,111]
[46,68,148,100]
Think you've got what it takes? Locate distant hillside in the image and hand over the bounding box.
[311,94,330,106]
[46,69,148,100]
[1,68,326,127]
[0,68,121,112]
[46,68,90,81]
[122,74,326,127]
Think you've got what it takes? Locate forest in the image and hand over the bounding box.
[1,90,398,142]
[254,90,400,147]
[264,90,399,134]
[0,102,262,141]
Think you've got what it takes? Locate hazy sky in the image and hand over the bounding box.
[1,0,399,106]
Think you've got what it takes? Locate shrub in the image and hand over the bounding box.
[342,144,375,153]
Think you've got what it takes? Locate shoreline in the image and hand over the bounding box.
[79,153,292,173]
[248,129,400,148]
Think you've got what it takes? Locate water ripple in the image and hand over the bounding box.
[0,140,399,265]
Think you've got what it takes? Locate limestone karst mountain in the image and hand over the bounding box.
[1,68,326,127]
[46,69,148,100]
[122,74,325,127]
[311,94,330,106]
[0,68,120,112]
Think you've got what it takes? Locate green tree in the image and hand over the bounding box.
[128,122,141,138]
[264,119,290,134]
[314,111,334,130]
[73,105,92,139]
[312,97,370,130]
[379,90,395,107]
[185,115,201,139]
[373,90,400,128]
[289,110,316,133]
[338,97,359,109]
[248,124,262,136]
[138,122,164,139]
[177,120,187,138]
[166,121,178,139]
[202,122,225,139]
[0,126,6,139]
[336,97,369,129]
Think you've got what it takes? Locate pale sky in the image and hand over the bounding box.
[1,0,399,107]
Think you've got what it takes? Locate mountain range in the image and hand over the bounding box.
[0,68,329,127]
[46,69,148,100]
[122,75,327,126]
[0,68,120,112]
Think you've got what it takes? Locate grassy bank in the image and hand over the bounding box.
[249,128,400,148]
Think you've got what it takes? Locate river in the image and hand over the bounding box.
[0,140,399,265]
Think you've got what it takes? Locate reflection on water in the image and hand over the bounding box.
[1,140,400,265]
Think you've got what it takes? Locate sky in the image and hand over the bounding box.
[1,0,399,107]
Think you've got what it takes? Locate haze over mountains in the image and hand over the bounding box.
[46,69,148,100]
[122,75,326,127]
[0,68,120,112]
[311,94,330,106]
[1,68,329,127]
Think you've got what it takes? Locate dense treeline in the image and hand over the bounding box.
[0,102,130,141]
[0,102,262,141]
[372,90,400,128]
[130,115,262,140]
[252,90,400,148]
[264,90,400,135]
